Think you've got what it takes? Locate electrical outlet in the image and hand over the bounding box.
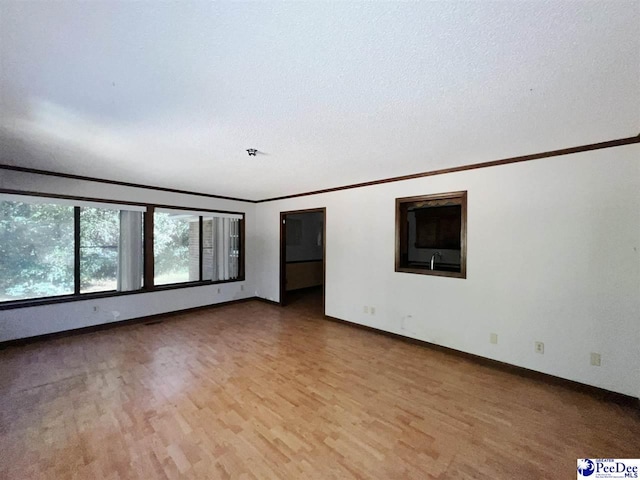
[590,352,601,366]
[93,305,99,313]
[490,333,498,344]
[370,307,375,315]
[241,285,244,291]
[363,306,369,314]
[535,341,544,354]
[217,288,221,294]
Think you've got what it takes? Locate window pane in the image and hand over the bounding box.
[154,212,199,285]
[118,210,144,292]
[0,200,74,301]
[80,207,143,294]
[202,217,214,281]
[202,217,241,282]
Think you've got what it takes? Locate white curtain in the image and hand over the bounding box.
[210,217,240,281]
[230,218,239,279]
[117,210,143,291]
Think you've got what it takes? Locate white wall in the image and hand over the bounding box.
[0,169,256,342]
[254,144,640,397]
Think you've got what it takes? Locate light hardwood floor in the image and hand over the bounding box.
[1,292,638,479]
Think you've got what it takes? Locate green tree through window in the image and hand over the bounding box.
[0,200,74,300]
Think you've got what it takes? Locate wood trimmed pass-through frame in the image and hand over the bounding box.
[395,191,467,279]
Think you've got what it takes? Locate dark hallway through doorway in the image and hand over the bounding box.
[280,208,325,315]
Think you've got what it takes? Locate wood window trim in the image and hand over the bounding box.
[395,191,467,279]
[143,206,155,290]
[0,189,247,310]
[0,278,247,311]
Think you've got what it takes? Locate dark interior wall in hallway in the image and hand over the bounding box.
[285,211,324,262]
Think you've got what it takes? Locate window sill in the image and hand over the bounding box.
[395,266,466,279]
[0,277,246,311]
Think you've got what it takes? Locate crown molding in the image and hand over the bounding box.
[256,134,640,202]
[0,164,258,203]
[2,134,638,204]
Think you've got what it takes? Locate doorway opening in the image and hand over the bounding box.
[280,208,325,315]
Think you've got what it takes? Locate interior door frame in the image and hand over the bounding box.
[279,207,326,313]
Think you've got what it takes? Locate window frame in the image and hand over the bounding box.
[152,209,243,287]
[78,205,141,295]
[0,190,246,310]
[152,209,202,287]
[395,191,467,279]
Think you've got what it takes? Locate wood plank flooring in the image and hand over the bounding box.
[1,291,638,479]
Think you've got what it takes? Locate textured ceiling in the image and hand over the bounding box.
[1,1,638,200]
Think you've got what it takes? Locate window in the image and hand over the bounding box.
[202,215,241,282]
[396,191,467,278]
[154,211,198,285]
[154,209,243,286]
[0,197,75,301]
[0,194,146,303]
[80,207,143,293]
[0,192,245,307]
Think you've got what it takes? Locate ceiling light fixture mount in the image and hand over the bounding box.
[246,148,258,156]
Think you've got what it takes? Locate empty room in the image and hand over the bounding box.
[1,1,639,479]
